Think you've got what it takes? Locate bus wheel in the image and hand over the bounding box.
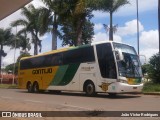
[33,82,39,93]
[85,82,96,96]
[27,82,33,93]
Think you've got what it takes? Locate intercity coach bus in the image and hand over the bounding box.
[18,41,143,96]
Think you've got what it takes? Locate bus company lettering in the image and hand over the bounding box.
[32,68,52,74]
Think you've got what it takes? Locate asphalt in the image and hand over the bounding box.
[143,92,160,95]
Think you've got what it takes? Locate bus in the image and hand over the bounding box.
[18,41,143,96]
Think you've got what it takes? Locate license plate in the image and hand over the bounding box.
[133,87,137,89]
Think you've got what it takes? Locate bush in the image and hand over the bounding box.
[142,82,160,92]
[148,53,160,83]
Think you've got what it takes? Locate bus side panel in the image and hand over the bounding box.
[42,66,59,90]
[47,63,80,91]
[18,69,42,89]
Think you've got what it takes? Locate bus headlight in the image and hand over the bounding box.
[117,79,128,84]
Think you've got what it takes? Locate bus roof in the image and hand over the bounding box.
[20,41,133,60]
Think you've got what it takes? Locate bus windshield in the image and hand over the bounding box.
[113,43,142,78]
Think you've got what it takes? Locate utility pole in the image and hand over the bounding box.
[136,0,140,55]
[12,26,17,85]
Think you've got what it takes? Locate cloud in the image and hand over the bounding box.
[93,0,158,18]
[93,32,108,42]
[0,0,44,30]
[140,30,159,49]
[0,0,158,66]
[30,0,46,8]
[0,0,48,66]
[117,19,144,36]
[139,30,159,61]
[0,10,22,30]
[140,48,158,63]
[93,20,158,62]
[2,33,49,66]
[93,11,108,18]
[92,32,122,43]
[94,23,103,31]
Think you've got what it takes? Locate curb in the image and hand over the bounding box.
[143,92,160,95]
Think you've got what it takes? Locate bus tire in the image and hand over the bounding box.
[84,81,96,96]
[33,82,39,93]
[27,82,33,93]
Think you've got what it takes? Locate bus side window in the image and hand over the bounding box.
[44,53,63,66]
[63,46,95,65]
[96,43,117,79]
[51,54,63,65]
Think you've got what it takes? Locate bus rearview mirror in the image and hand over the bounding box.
[114,49,124,61]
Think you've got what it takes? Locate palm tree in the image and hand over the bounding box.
[0,28,14,73]
[11,33,31,53]
[40,0,95,47]
[96,0,129,41]
[59,0,95,46]
[74,0,88,46]
[39,0,67,50]
[11,4,42,55]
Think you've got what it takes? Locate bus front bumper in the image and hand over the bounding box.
[108,82,143,93]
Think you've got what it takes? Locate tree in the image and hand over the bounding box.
[10,33,31,53]
[11,4,42,55]
[39,0,67,50]
[60,12,94,46]
[96,0,129,41]
[5,63,14,74]
[147,53,160,83]
[141,64,150,76]
[5,53,31,75]
[0,28,14,73]
[58,0,95,46]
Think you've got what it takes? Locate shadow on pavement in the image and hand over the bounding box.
[17,89,142,99]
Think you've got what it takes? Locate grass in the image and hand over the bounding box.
[0,84,18,89]
[142,82,160,93]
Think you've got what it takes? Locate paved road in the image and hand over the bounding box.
[0,89,160,120]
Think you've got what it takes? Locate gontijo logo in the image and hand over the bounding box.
[32,68,52,74]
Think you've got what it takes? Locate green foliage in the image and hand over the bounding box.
[10,34,31,53]
[0,28,15,72]
[57,0,94,46]
[16,52,31,63]
[0,28,14,47]
[5,63,14,73]
[9,0,130,51]
[141,64,150,76]
[60,15,94,46]
[5,53,31,75]
[147,53,160,83]
[39,0,69,50]
[0,84,18,89]
[143,82,160,92]
[11,4,42,55]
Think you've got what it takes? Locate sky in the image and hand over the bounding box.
[0,0,159,66]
